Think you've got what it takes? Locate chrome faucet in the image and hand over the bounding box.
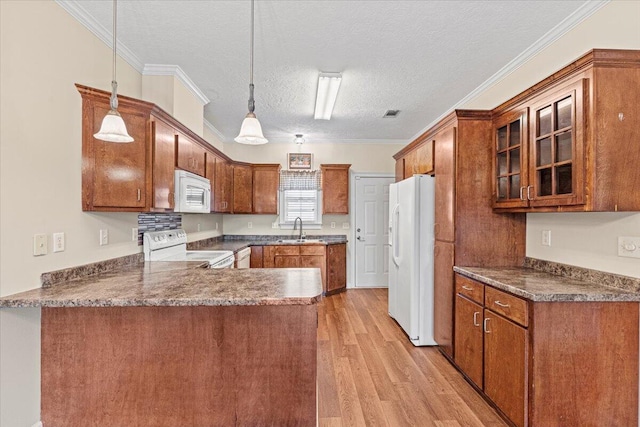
[293,217,304,241]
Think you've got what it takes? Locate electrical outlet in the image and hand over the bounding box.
[132,228,138,242]
[618,236,640,259]
[541,230,551,246]
[248,222,253,229]
[342,223,350,229]
[33,234,47,256]
[331,222,336,229]
[99,229,109,246]
[53,232,65,252]
[272,221,279,229]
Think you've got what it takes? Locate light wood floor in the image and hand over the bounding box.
[318,288,509,427]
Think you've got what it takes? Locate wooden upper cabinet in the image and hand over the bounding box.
[79,85,152,212]
[403,149,417,179]
[416,140,435,175]
[434,126,456,243]
[321,164,351,214]
[492,49,640,212]
[252,164,280,214]
[395,158,404,182]
[205,152,216,212]
[176,132,206,177]
[214,157,233,213]
[493,108,529,209]
[395,140,434,182]
[232,164,253,214]
[151,118,176,211]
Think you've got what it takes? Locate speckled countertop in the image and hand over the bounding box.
[454,265,640,302]
[0,262,323,308]
[187,235,348,252]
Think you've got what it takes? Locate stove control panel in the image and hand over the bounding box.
[143,229,188,253]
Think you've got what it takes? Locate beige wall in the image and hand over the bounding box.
[222,141,400,235]
[460,0,640,279]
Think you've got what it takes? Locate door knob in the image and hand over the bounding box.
[356,228,361,232]
[357,236,364,241]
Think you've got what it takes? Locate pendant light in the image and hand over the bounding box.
[93,0,133,143]
[235,0,268,145]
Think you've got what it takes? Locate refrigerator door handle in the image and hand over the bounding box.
[392,204,401,266]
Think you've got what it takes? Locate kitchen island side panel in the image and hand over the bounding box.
[41,305,317,426]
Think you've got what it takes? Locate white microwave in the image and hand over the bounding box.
[174,170,211,213]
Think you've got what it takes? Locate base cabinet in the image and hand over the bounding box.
[454,273,638,427]
[326,243,347,294]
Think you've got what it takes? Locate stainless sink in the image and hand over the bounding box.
[276,239,324,244]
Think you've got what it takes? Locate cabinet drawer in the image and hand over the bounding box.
[485,287,528,327]
[272,246,300,256]
[300,245,325,256]
[455,275,484,304]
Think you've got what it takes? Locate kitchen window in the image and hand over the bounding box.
[279,170,322,229]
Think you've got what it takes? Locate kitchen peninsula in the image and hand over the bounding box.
[0,259,322,426]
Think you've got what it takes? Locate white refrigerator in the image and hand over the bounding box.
[388,175,436,346]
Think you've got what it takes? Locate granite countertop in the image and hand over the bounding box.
[189,235,348,253]
[454,265,640,302]
[0,262,323,308]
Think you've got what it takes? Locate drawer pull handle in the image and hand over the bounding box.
[462,285,473,291]
[494,300,510,308]
[483,318,491,333]
[473,311,480,327]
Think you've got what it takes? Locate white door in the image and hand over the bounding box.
[354,175,395,287]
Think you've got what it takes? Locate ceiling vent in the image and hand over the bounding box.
[383,110,400,118]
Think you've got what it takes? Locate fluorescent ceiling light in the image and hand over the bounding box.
[314,73,342,120]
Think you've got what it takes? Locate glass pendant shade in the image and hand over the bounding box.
[235,113,268,145]
[94,109,134,143]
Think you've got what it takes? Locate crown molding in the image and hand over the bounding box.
[142,64,210,106]
[260,138,408,145]
[55,0,144,72]
[408,0,609,142]
[203,119,227,142]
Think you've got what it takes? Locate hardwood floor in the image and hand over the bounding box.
[318,288,508,427]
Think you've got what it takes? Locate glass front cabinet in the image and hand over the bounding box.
[493,79,586,210]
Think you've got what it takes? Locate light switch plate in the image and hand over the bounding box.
[618,236,640,259]
[99,229,108,246]
[541,230,551,246]
[33,234,47,256]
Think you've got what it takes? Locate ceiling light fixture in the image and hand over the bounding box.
[314,72,342,120]
[293,134,305,144]
[235,0,268,145]
[93,0,133,143]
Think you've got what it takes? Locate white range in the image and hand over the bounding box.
[143,229,235,269]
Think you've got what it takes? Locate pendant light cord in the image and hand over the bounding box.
[248,0,255,114]
[110,0,119,111]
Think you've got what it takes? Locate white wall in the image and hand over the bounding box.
[460,0,640,279]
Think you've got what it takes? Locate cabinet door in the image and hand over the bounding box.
[253,164,280,214]
[205,153,216,212]
[493,108,529,209]
[321,164,351,214]
[434,241,455,357]
[528,79,585,207]
[90,103,147,209]
[454,295,484,389]
[326,243,346,294]
[176,132,206,176]
[416,140,434,174]
[403,150,417,179]
[233,165,253,213]
[434,127,456,242]
[274,255,300,268]
[250,246,263,268]
[152,119,176,210]
[214,158,232,213]
[484,310,527,427]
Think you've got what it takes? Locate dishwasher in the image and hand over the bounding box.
[235,247,251,268]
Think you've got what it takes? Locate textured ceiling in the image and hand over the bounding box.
[67,0,591,144]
